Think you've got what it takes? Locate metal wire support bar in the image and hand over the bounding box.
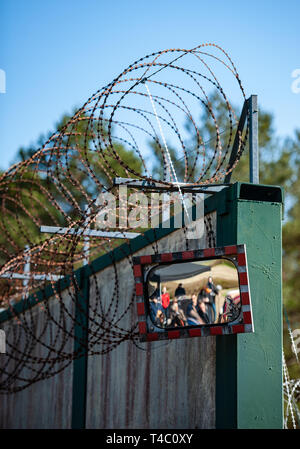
[224,95,259,184]
[0,273,63,281]
[113,177,230,194]
[248,95,259,184]
[40,226,140,239]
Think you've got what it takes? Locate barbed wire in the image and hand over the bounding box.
[283,306,300,428]
[0,43,248,393]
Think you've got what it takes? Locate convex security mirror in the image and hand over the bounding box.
[133,244,254,342]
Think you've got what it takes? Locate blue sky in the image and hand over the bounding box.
[0,0,300,171]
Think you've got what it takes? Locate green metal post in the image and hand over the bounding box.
[212,183,283,428]
[71,267,90,429]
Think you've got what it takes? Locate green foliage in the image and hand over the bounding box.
[185,91,300,373]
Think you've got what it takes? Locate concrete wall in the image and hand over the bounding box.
[0,290,74,429]
[0,213,217,429]
[86,214,217,429]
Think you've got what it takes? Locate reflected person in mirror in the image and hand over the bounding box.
[161,286,170,319]
[205,276,219,321]
[198,289,215,323]
[149,296,165,327]
[222,292,241,322]
[168,298,187,327]
[175,283,186,298]
[197,298,210,324]
[186,294,206,326]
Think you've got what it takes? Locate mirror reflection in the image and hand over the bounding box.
[147,258,241,330]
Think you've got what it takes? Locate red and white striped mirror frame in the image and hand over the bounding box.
[133,244,254,342]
